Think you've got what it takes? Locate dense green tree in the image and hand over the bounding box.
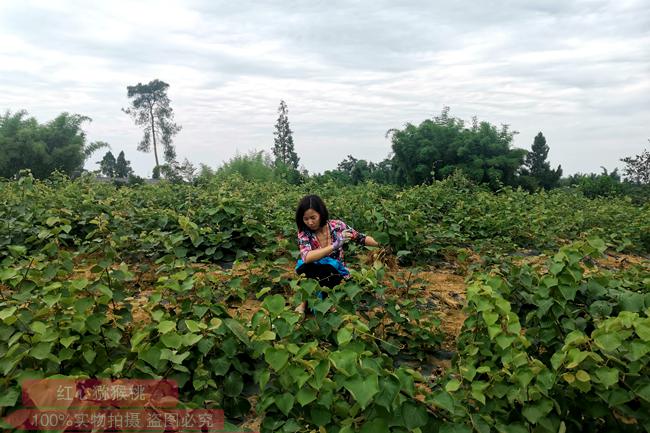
[99,151,117,177]
[336,156,375,184]
[272,100,299,169]
[0,110,107,179]
[123,79,181,171]
[218,150,275,182]
[115,151,134,178]
[560,167,624,198]
[519,132,562,190]
[620,145,650,184]
[388,107,526,189]
[369,158,398,184]
[326,155,398,185]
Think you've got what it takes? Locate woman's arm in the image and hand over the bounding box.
[303,244,338,263]
[364,235,379,247]
[304,235,378,262]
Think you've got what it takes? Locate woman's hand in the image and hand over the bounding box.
[342,229,356,241]
[331,236,346,250]
[332,231,354,250]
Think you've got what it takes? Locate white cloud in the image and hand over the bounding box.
[0,0,648,177]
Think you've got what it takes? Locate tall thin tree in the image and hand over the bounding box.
[99,151,117,177]
[522,132,562,189]
[115,150,134,178]
[122,79,181,173]
[272,100,299,169]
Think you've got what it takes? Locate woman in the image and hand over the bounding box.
[294,194,379,312]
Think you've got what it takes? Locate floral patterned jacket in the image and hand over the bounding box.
[297,219,367,266]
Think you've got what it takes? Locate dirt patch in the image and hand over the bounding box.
[239,395,262,433]
[411,270,467,351]
[228,299,262,322]
[595,252,650,271]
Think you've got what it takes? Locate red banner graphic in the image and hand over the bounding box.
[21,378,179,408]
[3,408,225,431]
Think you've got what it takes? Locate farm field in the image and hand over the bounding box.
[1,173,649,433]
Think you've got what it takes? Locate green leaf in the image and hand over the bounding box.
[275,393,295,416]
[85,314,105,334]
[402,401,429,429]
[595,367,618,388]
[375,376,401,409]
[0,268,18,281]
[310,405,331,426]
[496,334,515,349]
[558,285,577,301]
[193,305,209,318]
[482,311,499,325]
[589,301,613,318]
[431,390,455,413]
[43,293,61,307]
[255,330,276,341]
[223,371,243,397]
[549,262,564,275]
[288,365,311,388]
[30,342,52,360]
[0,387,19,407]
[566,349,589,369]
[0,307,17,321]
[263,294,285,315]
[522,398,554,424]
[83,348,96,364]
[169,352,190,364]
[330,350,357,377]
[594,332,623,352]
[130,330,149,348]
[7,245,26,257]
[224,318,249,345]
[157,320,176,334]
[344,284,362,300]
[440,423,473,433]
[198,337,215,355]
[181,333,202,346]
[60,336,78,348]
[264,347,290,371]
[296,386,317,406]
[619,293,645,312]
[551,352,565,370]
[313,299,334,314]
[487,324,501,340]
[634,318,650,341]
[30,321,47,334]
[336,326,353,346]
[311,360,330,390]
[161,332,182,349]
[628,341,650,361]
[108,357,126,374]
[635,383,650,403]
[140,346,162,368]
[372,231,390,244]
[45,216,60,226]
[575,370,590,382]
[587,237,606,252]
[360,418,389,433]
[344,374,379,409]
[74,297,93,314]
[445,379,461,392]
[497,423,528,433]
[184,319,202,333]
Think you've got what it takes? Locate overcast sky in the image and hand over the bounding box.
[1,0,648,177]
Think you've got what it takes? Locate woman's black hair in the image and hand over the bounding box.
[295,194,329,232]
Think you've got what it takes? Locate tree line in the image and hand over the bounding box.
[1,78,648,199]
